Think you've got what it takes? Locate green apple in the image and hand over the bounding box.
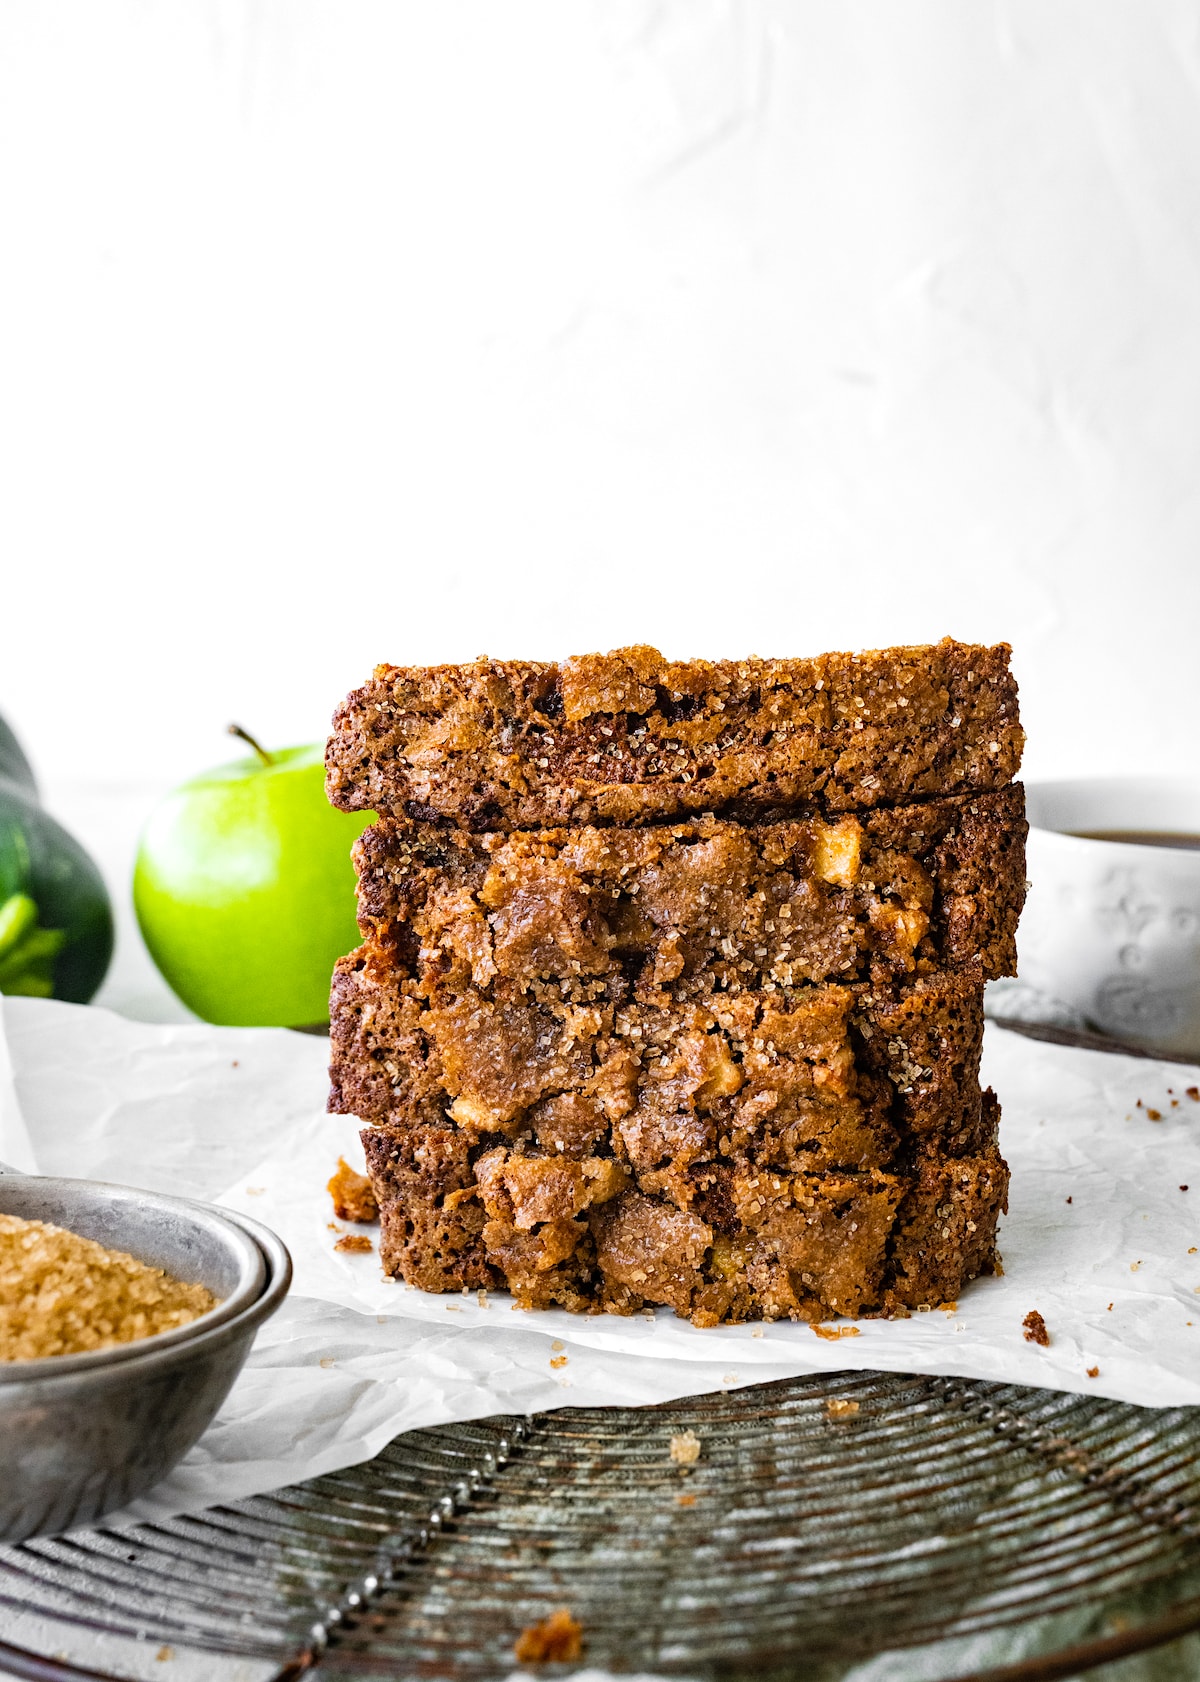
[133,732,371,1026]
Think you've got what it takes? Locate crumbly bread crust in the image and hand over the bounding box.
[332,944,994,1163]
[884,1097,1008,1310]
[334,934,1006,1321]
[351,788,1026,1000]
[363,1119,1007,1323]
[326,640,1023,827]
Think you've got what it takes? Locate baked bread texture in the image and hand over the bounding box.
[327,640,1023,828]
[327,641,1025,1323]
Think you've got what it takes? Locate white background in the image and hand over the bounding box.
[1,13,1199,1673]
[1,0,1198,1017]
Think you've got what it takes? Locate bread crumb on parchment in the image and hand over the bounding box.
[1022,1309,1050,1347]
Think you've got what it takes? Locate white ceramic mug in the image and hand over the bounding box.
[1015,778,1200,1057]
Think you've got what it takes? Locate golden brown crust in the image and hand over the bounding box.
[335,943,1005,1318]
[326,640,1023,827]
[361,1114,1006,1321]
[350,786,1026,1000]
[331,944,992,1161]
[884,1101,1009,1311]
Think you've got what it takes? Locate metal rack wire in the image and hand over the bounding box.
[3,1368,1200,1681]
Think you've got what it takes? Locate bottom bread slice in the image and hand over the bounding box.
[362,1092,1007,1325]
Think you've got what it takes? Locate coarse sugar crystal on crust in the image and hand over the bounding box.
[326,640,1023,828]
[334,936,1007,1322]
[331,945,997,1172]
[349,786,1027,1002]
[362,1119,1007,1323]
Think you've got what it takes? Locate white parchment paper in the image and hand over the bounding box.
[4,993,1200,1530]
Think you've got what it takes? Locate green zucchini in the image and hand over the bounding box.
[0,717,114,1002]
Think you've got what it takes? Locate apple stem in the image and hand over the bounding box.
[228,724,273,767]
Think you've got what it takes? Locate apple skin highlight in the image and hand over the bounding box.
[133,742,371,1027]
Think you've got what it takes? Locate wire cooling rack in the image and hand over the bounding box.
[2,1369,1200,1682]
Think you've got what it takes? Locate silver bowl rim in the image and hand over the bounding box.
[0,1194,292,1386]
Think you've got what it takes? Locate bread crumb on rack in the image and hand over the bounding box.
[669,1429,702,1466]
[514,1607,583,1663]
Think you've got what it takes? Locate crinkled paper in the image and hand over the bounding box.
[3,993,1199,1529]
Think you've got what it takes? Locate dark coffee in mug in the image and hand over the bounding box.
[1071,831,1200,851]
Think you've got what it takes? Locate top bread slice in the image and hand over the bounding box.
[326,640,1023,828]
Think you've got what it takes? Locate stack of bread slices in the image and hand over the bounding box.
[325,640,1026,1325]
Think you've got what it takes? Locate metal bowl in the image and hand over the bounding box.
[0,1178,291,1542]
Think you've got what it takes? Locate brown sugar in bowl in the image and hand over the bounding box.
[0,1211,220,1361]
[0,1167,290,1541]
